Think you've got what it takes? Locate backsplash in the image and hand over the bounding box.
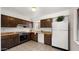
[1,27,31,32]
[40,28,52,32]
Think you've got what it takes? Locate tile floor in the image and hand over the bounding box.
[7,40,61,51]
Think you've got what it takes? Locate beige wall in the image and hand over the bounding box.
[70,8,79,51]
[0,8,1,51]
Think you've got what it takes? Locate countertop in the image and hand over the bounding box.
[1,32,19,36]
[1,31,52,36]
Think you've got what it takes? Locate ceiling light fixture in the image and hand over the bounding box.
[32,7,37,12]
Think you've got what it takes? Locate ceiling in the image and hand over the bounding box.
[1,7,71,19]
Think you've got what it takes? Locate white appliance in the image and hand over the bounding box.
[38,33,44,44]
[52,16,69,50]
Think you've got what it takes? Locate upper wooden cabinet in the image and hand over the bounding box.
[1,14,33,27]
[1,15,16,27]
[40,18,52,28]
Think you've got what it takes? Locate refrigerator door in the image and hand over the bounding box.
[52,30,68,50]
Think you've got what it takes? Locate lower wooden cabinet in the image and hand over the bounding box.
[1,32,52,51]
[1,34,20,51]
[11,34,20,47]
[1,37,8,50]
[29,32,38,42]
[44,33,52,45]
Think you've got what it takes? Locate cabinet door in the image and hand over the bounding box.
[33,33,38,42]
[8,17,17,27]
[7,37,14,48]
[30,32,35,40]
[40,20,45,27]
[12,34,20,46]
[44,33,52,45]
[1,15,17,27]
[40,18,52,28]
[30,32,38,42]
[1,15,9,27]
[46,19,52,27]
[8,34,20,48]
[1,15,5,27]
[1,38,8,51]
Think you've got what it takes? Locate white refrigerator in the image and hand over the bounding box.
[52,16,69,50]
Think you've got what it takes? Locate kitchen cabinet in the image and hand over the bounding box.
[1,36,8,50]
[15,18,26,25]
[44,33,52,45]
[29,32,38,42]
[11,34,20,47]
[78,8,79,16]
[1,15,16,27]
[1,14,33,27]
[40,18,52,28]
[1,33,20,51]
[27,33,32,41]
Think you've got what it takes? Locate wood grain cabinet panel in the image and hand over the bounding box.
[1,36,8,50]
[40,18,52,28]
[1,34,20,51]
[1,14,33,27]
[1,15,17,27]
[1,15,9,27]
[44,33,52,45]
[29,32,38,42]
[8,17,17,27]
[10,34,20,47]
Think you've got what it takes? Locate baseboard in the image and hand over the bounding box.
[52,46,69,51]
